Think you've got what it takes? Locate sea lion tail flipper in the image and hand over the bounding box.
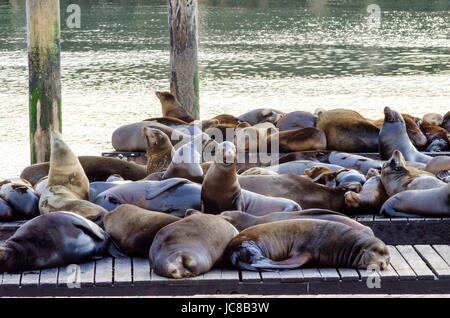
[380,198,421,218]
[251,253,311,270]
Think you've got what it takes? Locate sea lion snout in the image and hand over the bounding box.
[216,141,236,164]
[383,150,405,170]
[384,107,402,123]
[162,252,200,279]
[358,241,390,271]
[0,245,16,273]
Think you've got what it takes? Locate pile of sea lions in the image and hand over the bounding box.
[1,91,449,279]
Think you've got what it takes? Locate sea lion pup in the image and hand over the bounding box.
[20,156,147,186]
[381,183,450,218]
[423,113,444,126]
[379,107,432,163]
[155,91,194,123]
[421,123,450,152]
[238,108,285,125]
[266,127,327,152]
[0,212,111,273]
[201,141,301,215]
[39,132,108,224]
[345,170,388,212]
[239,167,278,176]
[149,212,238,279]
[142,127,174,175]
[265,160,344,175]
[226,219,389,271]
[381,150,445,197]
[317,109,380,152]
[443,111,450,132]
[276,111,317,131]
[103,204,180,257]
[94,178,201,217]
[220,209,373,235]
[0,179,39,221]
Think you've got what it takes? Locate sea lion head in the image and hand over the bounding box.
[154,251,206,279]
[215,141,236,165]
[259,109,284,124]
[142,127,171,151]
[353,237,390,270]
[382,150,407,172]
[383,107,404,123]
[0,245,17,273]
[423,113,443,126]
[155,91,176,103]
[220,211,257,231]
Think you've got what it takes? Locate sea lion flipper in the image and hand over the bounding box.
[145,178,189,200]
[107,240,127,258]
[251,253,311,270]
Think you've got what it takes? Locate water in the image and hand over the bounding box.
[1,0,450,176]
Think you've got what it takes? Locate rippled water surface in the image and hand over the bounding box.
[1,0,450,176]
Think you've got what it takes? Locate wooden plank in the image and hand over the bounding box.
[396,245,435,280]
[387,246,416,280]
[95,257,113,286]
[220,269,240,282]
[301,268,322,282]
[113,257,132,286]
[202,269,222,282]
[337,268,360,281]
[20,269,40,287]
[240,270,261,283]
[1,272,21,287]
[150,268,171,283]
[58,264,81,288]
[318,268,340,281]
[39,267,59,287]
[433,245,450,266]
[260,270,281,282]
[279,269,304,283]
[415,245,450,279]
[378,263,400,281]
[79,261,95,287]
[132,257,151,285]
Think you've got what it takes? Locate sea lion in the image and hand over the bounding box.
[265,160,344,175]
[239,167,278,176]
[327,152,382,175]
[381,150,445,197]
[443,111,450,132]
[226,219,389,271]
[0,179,39,221]
[106,174,124,182]
[379,107,432,163]
[238,174,349,212]
[345,173,388,212]
[149,213,238,279]
[162,141,204,183]
[381,183,450,218]
[34,177,48,196]
[220,209,373,234]
[317,109,380,152]
[425,156,450,175]
[423,113,443,126]
[20,156,147,186]
[94,178,201,217]
[155,91,194,123]
[143,116,188,126]
[0,212,111,273]
[420,123,450,152]
[142,127,174,175]
[212,114,243,126]
[266,127,327,152]
[276,111,317,131]
[427,139,448,152]
[39,132,108,224]
[103,204,180,257]
[201,142,301,215]
[305,167,365,192]
[89,180,132,200]
[238,108,285,125]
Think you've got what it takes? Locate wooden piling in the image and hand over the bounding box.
[168,0,200,120]
[26,0,62,164]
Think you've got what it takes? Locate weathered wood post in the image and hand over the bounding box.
[26,0,62,163]
[168,0,200,120]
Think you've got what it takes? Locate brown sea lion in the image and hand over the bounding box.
[238,174,349,212]
[0,212,111,273]
[423,113,444,126]
[103,204,180,257]
[381,150,445,197]
[317,109,380,152]
[226,219,389,271]
[149,213,238,278]
[155,91,194,123]
[142,116,188,126]
[238,108,285,125]
[381,183,450,217]
[345,173,388,212]
[379,107,432,163]
[304,167,365,192]
[421,123,450,152]
[39,132,108,224]
[0,179,40,221]
[20,156,147,186]
[276,111,317,131]
[239,167,278,176]
[266,127,327,152]
[142,127,174,175]
[265,160,344,175]
[212,114,244,126]
[220,209,373,234]
[443,111,450,132]
[201,142,301,215]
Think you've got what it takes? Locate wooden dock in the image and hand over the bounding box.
[0,244,449,296]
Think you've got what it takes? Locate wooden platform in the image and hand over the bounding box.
[1,245,449,296]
